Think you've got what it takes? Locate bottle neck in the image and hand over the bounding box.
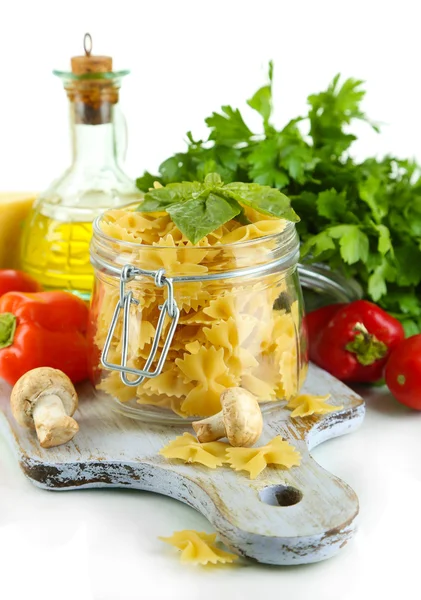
[69,103,119,170]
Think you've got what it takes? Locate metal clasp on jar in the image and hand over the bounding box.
[101,264,180,386]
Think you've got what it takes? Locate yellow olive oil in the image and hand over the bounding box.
[20,211,94,299]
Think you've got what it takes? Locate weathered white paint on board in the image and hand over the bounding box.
[0,363,364,565]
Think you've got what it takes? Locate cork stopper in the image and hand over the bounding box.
[71,33,113,75]
[65,34,119,125]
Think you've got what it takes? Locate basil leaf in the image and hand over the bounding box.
[167,193,242,244]
[204,172,223,187]
[223,182,299,222]
[137,181,205,212]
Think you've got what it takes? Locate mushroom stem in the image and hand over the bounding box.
[33,394,79,449]
[192,412,226,443]
[192,387,263,447]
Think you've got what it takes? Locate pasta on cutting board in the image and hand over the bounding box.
[159,432,229,468]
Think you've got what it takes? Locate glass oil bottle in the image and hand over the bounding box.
[20,34,142,300]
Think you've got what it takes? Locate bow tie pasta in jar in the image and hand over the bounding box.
[88,175,308,423]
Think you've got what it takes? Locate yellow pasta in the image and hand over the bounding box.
[287,394,342,418]
[176,346,237,416]
[159,432,230,468]
[93,206,307,418]
[143,366,195,399]
[159,530,238,565]
[226,435,301,479]
[219,219,286,244]
[97,368,138,403]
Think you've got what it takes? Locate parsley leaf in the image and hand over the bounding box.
[247,60,274,129]
[328,225,369,265]
[205,106,253,146]
[316,189,347,221]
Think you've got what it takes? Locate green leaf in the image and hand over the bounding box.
[368,266,387,301]
[136,172,160,192]
[137,173,296,242]
[247,85,272,124]
[204,173,223,187]
[247,138,289,188]
[167,193,242,244]
[301,231,335,258]
[247,61,274,126]
[224,182,299,222]
[328,225,369,264]
[394,245,421,286]
[137,181,205,212]
[402,319,420,337]
[268,60,274,83]
[373,223,392,255]
[316,189,347,220]
[217,146,242,172]
[159,154,192,182]
[308,75,372,156]
[395,293,421,316]
[358,175,388,223]
[206,106,253,146]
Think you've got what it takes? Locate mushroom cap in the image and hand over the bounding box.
[10,367,78,430]
[220,387,263,447]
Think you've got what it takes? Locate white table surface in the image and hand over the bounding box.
[1,386,420,600]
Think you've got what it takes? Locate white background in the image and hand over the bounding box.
[0,0,420,190]
[1,1,421,599]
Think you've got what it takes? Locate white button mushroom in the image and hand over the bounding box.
[192,387,263,447]
[10,367,79,448]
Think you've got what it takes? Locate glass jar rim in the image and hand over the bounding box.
[91,214,300,282]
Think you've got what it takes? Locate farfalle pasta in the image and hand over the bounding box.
[286,393,342,418]
[159,432,229,468]
[226,435,301,479]
[90,201,308,421]
[159,530,238,565]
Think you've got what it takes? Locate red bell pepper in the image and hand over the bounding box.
[0,291,89,385]
[0,270,41,296]
[308,300,405,383]
[305,303,345,362]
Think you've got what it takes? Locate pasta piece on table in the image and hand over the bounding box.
[159,530,238,565]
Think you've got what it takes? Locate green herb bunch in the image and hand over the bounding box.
[137,63,421,335]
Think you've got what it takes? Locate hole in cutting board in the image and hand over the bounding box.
[259,484,303,507]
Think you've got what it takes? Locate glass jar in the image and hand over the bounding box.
[88,210,308,424]
[298,263,363,312]
[20,38,142,300]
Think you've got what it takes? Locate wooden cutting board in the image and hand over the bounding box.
[0,363,364,566]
